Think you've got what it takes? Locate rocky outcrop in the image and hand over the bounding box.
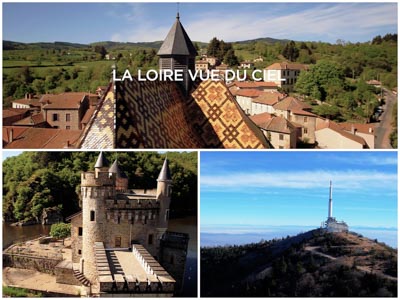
[41,207,63,225]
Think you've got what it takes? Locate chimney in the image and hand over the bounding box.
[369,127,373,133]
[351,125,355,134]
[9,128,13,143]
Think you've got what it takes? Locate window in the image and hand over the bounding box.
[115,236,122,248]
[78,250,82,255]
[304,117,308,123]
[279,146,284,149]
[66,113,71,122]
[148,234,153,245]
[90,210,95,221]
[304,128,308,134]
[78,227,83,236]
[66,126,71,130]
[279,134,284,141]
[165,209,170,221]
[52,114,59,121]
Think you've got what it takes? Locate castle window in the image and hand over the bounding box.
[165,209,170,221]
[78,227,83,236]
[90,210,95,221]
[78,250,82,255]
[115,236,121,248]
[148,234,153,245]
[117,215,121,224]
[167,186,172,197]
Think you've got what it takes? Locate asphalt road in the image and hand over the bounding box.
[374,88,397,149]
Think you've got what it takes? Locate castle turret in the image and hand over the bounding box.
[157,158,173,230]
[157,13,198,94]
[109,159,128,192]
[81,152,115,282]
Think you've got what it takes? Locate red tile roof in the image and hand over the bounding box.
[81,106,96,125]
[3,126,81,148]
[338,122,374,135]
[253,92,286,105]
[40,92,88,109]
[12,98,41,107]
[266,62,309,71]
[3,108,29,118]
[316,119,367,145]
[274,97,311,112]
[233,81,277,89]
[235,89,264,98]
[251,113,295,134]
[12,113,46,126]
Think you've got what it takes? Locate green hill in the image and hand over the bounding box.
[201,229,397,297]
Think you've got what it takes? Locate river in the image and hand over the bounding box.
[3,215,197,296]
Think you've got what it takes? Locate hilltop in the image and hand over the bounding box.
[201,229,397,297]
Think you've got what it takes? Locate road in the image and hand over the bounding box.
[375,88,397,149]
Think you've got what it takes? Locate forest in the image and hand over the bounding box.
[2,151,197,224]
[201,229,397,297]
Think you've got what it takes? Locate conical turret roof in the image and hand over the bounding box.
[157,158,172,181]
[95,152,109,168]
[109,159,127,178]
[157,13,198,56]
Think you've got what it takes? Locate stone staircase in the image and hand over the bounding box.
[73,269,91,287]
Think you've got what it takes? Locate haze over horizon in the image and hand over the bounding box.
[3,3,397,44]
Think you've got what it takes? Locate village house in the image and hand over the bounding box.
[239,60,254,69]
[265,62,309,91]
[204,56,219,67]
[12,113,47,128]
[338,122,374,149]
[234,89,264,115]
[250,112,298,148]
[12,94,41,111]
[251,91,286,115]
[195,60,210,71]
[315,119,369,149]
[40,92,90,130]
[273,96,317,144]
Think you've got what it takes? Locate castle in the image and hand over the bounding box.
[67,153,189,296]
[323,181,349,233]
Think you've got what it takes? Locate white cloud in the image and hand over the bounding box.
[201,170,397,191]
[110,3,397,43]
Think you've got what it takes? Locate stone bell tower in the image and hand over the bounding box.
[157,13,198,94]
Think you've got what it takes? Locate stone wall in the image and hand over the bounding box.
[3,253,62,275]
[55,260,82,286]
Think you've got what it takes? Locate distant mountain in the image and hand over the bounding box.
[3,40,89,50]
[201,229,397,297]
[234,37,290,44]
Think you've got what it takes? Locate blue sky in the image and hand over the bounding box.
[3,3,397,44]
[201,151,398,230]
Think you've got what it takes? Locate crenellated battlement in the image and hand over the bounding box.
[81,171,115,187]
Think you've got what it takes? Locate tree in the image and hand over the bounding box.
[224,49,239,67]
[207,37,220,57]
[282,41,299,62]
[50,222,71,245]
[93,45,107,59]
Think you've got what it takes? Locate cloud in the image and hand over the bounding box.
[326,154,397,167]
[110,3,397,43]
[201,170,397,191]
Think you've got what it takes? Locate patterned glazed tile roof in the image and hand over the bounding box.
[191,80,270,148]
[78,85,115,149]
